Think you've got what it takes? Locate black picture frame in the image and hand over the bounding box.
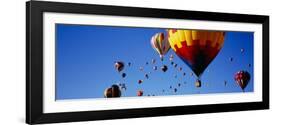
[26,1,269,124]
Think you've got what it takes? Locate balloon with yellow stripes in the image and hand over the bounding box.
[167,29,225,78]
[151,32,171,61]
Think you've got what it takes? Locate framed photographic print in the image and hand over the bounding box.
[26,1,269,124]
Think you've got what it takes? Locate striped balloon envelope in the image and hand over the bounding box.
[167,29,225,78]
[151,32,171,60]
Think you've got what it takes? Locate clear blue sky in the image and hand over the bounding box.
[55,24,253,100]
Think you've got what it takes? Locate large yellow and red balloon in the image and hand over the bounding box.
[167,29,225,78]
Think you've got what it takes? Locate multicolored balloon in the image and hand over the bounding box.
[104,84,121,98]
[234,70,251,91]
[167,29,225,78]
[114,61,124,72]
[151,32,171,60]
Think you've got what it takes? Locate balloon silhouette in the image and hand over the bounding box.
[161,65,168,72]
[104,84,121,98]
[167,29,225,78]
[234,70,251,91]
[114,61,124,72]
[151,32,171,60]
[121,73,126,78]
[137,90,143,96]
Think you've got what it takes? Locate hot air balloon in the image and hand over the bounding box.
[169,54,174,61]
[234,70,251,91]
[146,62,149,65]
[241,48,244,53]
[174,88,177,93]
[139,66,144,71]
[224,80,227,86]
[153,66,157,70]
[229,57,233,62]
[167,29,225,80]
[138,80,143,84]
[248,64,251,67]
[195,80,201,88]
[114,61,124,72]
[171,61,174,65]
[121,73,126,78]
[137,90,143,96]
[161,65,168,72]
[179,67,183,71]
[151,32,171,60]
[128,62,131,67]
[178,83,181,87]
[169,86,172,89]
[183,72,186,76]
[151,59,156,64]
[174,64,178,68]
[104,84,121,98]
[145,74,149,79]
[120,83,127,90]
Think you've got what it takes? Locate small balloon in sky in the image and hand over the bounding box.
[119,83,127,90]
[169,86,172,89]
[174,88,177,93]
[178,83,181,87]
[151,59,156,64]
[248,63,251,67]
[169,54,174,61]
[138,80,143,84]
[161,65,168,72]
[234,70,251,92]
[153,66,157,70]
[127,62,131,67]
[139,66,144,71]
[224,80,227,86]
[183,72,186,76]
[229,57,233,62]
[241,48,244,53]
[121,73,126,78]
[114,61,124,72]
[146,62,149,65]
[162,89,165,92]
[145,74,149,79]
[137,90,143,96]
[171,61,174,65]
[195,80,201,88]
[190,72,194,76]
[174,64,178,68]
[179,67,183,71]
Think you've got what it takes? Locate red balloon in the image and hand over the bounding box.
[234,70,250,91]
[137,90,143,96]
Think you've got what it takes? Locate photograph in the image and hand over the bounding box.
[55,24,254,100]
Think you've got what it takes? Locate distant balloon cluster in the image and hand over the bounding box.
[104,29,252,98]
